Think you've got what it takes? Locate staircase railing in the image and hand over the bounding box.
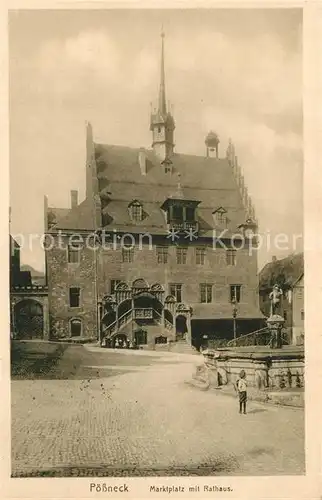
[164,318,173,331]
[102,307,174,341]
[153,309,162,323]
[153,309,173,332]
[103,309,132,339]
[227,327,270,347]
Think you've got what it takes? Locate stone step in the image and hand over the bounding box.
[169,341,199,355]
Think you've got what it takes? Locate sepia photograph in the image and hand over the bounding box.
[8,7,306,481]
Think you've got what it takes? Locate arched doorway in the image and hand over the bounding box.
[14,299,43,339]
[175,315,187,341]
[70,318,82,337]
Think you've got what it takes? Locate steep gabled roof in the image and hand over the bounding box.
[95,144,247,236]
[47,199,95,231]
[47,142,249,235]
[259,252,304,291]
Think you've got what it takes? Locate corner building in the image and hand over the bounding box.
[45,34,264,348]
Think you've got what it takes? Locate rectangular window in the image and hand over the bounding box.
[185,207,195,222]
[68,244,80,263]
[196,247,205,265]
[130,204,143,222]
[214,211,227,226]
[226,249,236,266]
[169,284,182,303]
[297,288,304,299]
[122,247,134,263]
[172,205,183,221]
[110,279,121,294]
[69,287,80,308]
[200,284,212,303]
[156,246,168,264]
[176,247,187,264]
[230,285,241,303]
[301,310,305,320]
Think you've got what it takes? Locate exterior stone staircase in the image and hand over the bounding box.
[168,340,200,355]
[101,307,173,345]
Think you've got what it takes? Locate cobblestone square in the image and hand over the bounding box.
[11,344,305,476]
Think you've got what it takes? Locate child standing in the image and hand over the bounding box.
[236,369,247,414]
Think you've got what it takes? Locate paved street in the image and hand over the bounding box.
[11,344,305,476]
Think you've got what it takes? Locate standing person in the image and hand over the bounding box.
[235,369,247,414]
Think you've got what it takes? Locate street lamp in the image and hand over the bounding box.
[232,298,238,345]
[98,300,103,346]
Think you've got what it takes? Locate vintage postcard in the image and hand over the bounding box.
[1,1,321,499]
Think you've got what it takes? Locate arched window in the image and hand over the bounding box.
[70,318,82,337]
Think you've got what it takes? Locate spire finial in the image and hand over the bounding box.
[176,173,184,199]
[159,27,167,117]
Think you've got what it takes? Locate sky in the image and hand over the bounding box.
[9,9,303,272]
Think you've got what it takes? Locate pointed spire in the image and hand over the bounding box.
[158,29,167,117]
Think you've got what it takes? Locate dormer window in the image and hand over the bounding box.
[213,207,227,227]
[161,197,201,235]
[129,200,143,222]
[162,158,173,174]
[238,218,258,239]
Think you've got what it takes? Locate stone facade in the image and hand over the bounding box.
[44,33,263,346]
[45,231,262,344]
[203,348,305,390]
[46,233,98,341]
[292,275,304,345]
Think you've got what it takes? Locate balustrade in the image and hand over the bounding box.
[134,308,153,319]
[227,327,271,347]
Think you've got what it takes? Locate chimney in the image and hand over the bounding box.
[138,149,147,176]
[272,255,277,262]
[71,190,78,209]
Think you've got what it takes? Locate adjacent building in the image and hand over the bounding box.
[259,252,304,345]
[10,234,49,340]
[44,33,263,348]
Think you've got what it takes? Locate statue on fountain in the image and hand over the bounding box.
[269,284,283,316]
[267,284,284,349]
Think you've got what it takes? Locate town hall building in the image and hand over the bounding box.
[44,33,264,349]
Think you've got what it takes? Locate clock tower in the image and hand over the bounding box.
[150,31,175,163]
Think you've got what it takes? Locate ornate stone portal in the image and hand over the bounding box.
[100,280,193,345]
